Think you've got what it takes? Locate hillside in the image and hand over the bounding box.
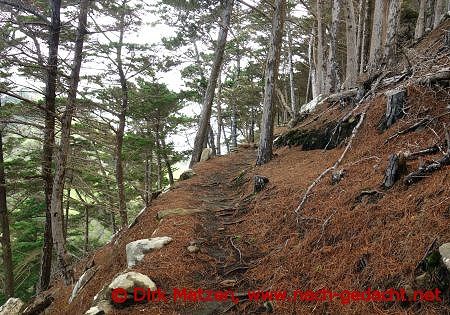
[17,20,450,315]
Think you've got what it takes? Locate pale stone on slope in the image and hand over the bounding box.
[126,236,172,268]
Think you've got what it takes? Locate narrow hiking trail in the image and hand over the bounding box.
[50,149,262,315]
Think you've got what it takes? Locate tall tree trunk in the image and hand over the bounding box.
[38,0,62,292]
[368,0,385,71]
[415,0,426,39]
[222,124,230,154]
[344,0,358,89]
[315,0,325,95]
[115,0,129,229]
[434,0,446,28]
[356,0,367,73]
[359,0,371,74]
[160,137,174,186]
[256,0,286,165]
[155,130,163,190]
[144,149,152,206]
[0,102,13,298]
[287,18,297,114]
[383,0,402,65]
[50,0,89,284]
[208,125,217,154]
[216,69,223,155]
[84,206,89,252]
[309,29,318,100]
[190,0,234,167]
[249,104,255,143]
[64,173,73,242]
[326,0,340,94]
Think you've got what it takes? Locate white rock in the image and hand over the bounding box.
[126,237,172,268]
[439,243,450,272]
[108,272,156,293]
[187,245,199,253]
[0,298,24,315]
[200,148,213,161]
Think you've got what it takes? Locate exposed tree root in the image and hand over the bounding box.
[294,104,369,224]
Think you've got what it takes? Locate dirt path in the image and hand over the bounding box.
[185,151,256,314]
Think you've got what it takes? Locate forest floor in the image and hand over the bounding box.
[45,21,450,315]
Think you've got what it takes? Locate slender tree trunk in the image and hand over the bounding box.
[190,0,234,167]
[50,0,89,284]
[434,0,446,28]
[359,0,371,74]
[144,149,152,206]
[356,0,366,73]
[64,174,73,242]
[256,0,286,165]
[38,0,62,292]
[160,137,174,186]
[154,123,163,190]
[216,70,223,155]
[287,19,297,114]
[344,0,358,89]
[415,0,426,39]
[326,0,340,94]
[309,29,318,100]
[315,0,325,95]
[426,0,436,31]
[222,124,230,154]
[84,206,89,252]
[249,104,255,143]
[115,1,129,229]
[208,125,217,154]
[0,102,13,298]
[368,0,385,71]
[383,0,402,65]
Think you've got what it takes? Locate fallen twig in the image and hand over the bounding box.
[294,104,369,223]
[230,236,243,263]
[384,116,431,143]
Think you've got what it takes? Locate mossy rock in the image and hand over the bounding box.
[156,208,206,220]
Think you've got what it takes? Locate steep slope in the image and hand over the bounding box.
[43,21,450,315]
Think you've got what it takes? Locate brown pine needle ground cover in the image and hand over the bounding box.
[46,22,450,315]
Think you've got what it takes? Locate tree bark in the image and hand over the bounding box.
[38,0,62,292]
[155,128,163,190]
[216,69,223,155]
[287,15,297,113]
[344,0,358,89]
[356,0,366,73]
[415,0,426,39]
[49,0,89,284]
[368,0,385,71]
[160,137,174,186]
[256,0,286,165]
[144,148,152,206]
[383,0,402,65]
[315,0,325,95]
[359,0,371,74]
[326,0,340,94]
[115,0,129,229]
[190,0,234,167]
[0,102,13,298]
[84,206,89,252]
[434,0,446,29]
